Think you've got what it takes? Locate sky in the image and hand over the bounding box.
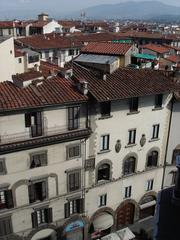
[0,0,180,19]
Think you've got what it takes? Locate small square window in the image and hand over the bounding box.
[30,152,47,168]
[67,144,81,159]
[100,102,111,117]
[18,58,22,63]
[98,194,107,207]
[128,129,136,145]
[100,135,110,151]
[146,179,154,191]
[124,186,132,198]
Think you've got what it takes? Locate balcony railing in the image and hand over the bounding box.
[0,122,87,145]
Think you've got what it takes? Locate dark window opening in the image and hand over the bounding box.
[152,124,160,139]
[124,157,136,175]
[28,181,47,203]
[30,152,47,168]
[68,171,81,192]
[28,55,39,64]
[68,106,80,130]
[0,190,14,210]
[100,135,110,151]
[64,198,84,218]
[147,151,158,167]
[100,102,111,117]
[98,164,110,181]
[32,208,52,228]
[129,97,138,112]
[25,112,43,137]
[128,129,136,145]
[155,94,163,108]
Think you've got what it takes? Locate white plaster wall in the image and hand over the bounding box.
[0,37,16,82]
[15,56,26,74]
[43,21,63,34]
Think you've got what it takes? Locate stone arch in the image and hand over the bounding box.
[27,224,57,240]
[115,199,139,229]
[95,159,113,184]
[146,147,160,168]
[139,191,157,204]
[139,191,157,220]
[122,153,138,176]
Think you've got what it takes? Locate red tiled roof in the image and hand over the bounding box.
[40,61,62,77]
[81,42,132,55]
[58,21,76,28]
[0,21,14,28]
[72,63,178,102]
[16,34,82,50]
[165,55,180,63]
[12,70,43,82]
[14,49,24,58]
[31,21,50,28]
[142,44,170,54]
[0,77,87,111]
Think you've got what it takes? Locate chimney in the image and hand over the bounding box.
[34,64,39,72]
[103,74,107,81]
[172,156,180,206]
[78,80,89,96]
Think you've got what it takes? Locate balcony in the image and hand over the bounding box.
[0,123,91,155]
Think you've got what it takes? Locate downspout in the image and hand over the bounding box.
[161,95,174,189]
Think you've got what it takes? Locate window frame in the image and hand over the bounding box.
[128,129,136,145]
[100,134,110,151]
[100,102,111,117]
[66,144,81,160]
[67,170,81,192]
[124,186,132,198]
[30,151,47,168]
[0,216,13,237]
[152,124,160,139]
[123,157,136,175]
[146,179,154,191]
[129,97,139,112]
[147,150,159,168]
[98,194,107,207]
[0,158,7,175]
[68,106,80,130]
[154,94,163,108]
[28,179,48,203]
[97,163,111,182]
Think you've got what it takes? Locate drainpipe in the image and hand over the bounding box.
[161,95,174,189]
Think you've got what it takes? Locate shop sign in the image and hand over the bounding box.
[65,220,84,233]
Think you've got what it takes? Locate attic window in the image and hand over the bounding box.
[100,102,111,117]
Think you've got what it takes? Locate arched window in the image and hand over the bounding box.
[124,157,136,175]
[147,151,158,167]
[97,164,110,181]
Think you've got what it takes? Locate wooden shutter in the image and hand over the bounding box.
[41,181,47,200]
[76,198,84,214]
[41,152,47,166]
[25,113,31,127]
[28,184,35,203]
[69,173,75,191]
[5,190,14,209]
[64,202,70,218]
[36,112,43,136]
[75,172,80,189]
[31,212,38,228]
[45,208,53,223]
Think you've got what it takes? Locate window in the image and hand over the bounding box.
[31,208,53,228]
[129,97,139,112]
[146,179,154,191]
[124,186,132,198]
[152,124,160,139]
[68,106,80,130]
[124,157,136,175]
[30,151,47,168]
[147,151,158,167]
[68,49,74,56]
[97,163,110,181]
[98,194,107,207]
[0,217,13,237]
[171,171,177,185]
[67,144,81,159]
[100,102,111,117]
[25,112,43,137]
[128,129,136,145]
[0,159,6,175]
[100,135,110,151]
[0,189,14,210]
[68,170,81,192]
[28,55,39,63]
[18,58,22,63]
[64,198,84,218]
[8,29,11,35]
[155,94,163,108]
[28,180,47,203]
[85,158,95,171]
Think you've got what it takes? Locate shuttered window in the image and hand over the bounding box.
[25,112,43,137]
[152,124,160,139]
[129,97,139,112]
[147,151,158,167]
[68,171,81,192]
[0,190,14,210]
[67,145,81,159]
[98,194,107,207]
[64,198,84,218]
[32,208,53,228]
[124,157,136,175]
[0,159,6,175]
[0,217,13,237]
[68,107,80,130]
[28,181,47,203]
[30,152,47,168]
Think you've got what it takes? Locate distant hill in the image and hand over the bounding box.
[74,1,180,19]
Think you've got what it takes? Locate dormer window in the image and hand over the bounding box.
[129,97,138,112]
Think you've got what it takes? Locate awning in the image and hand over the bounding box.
[93,213,114,231]
[140,200,156,210]
[132,53,156,60]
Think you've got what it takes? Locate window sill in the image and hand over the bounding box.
[152,107,163,111]
[98,115,113,120]
[98,150,111,154]
[96,180,111,186]
[125,144,137,148]
[127,111,140,115]
[149,138,160,143]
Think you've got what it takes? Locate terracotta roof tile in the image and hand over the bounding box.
[0,77,87,111]
[81,42,132,55]
[72,63,178,102]
[142,44,170,54]
[165,55,180,63]
[12,70,43,82]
